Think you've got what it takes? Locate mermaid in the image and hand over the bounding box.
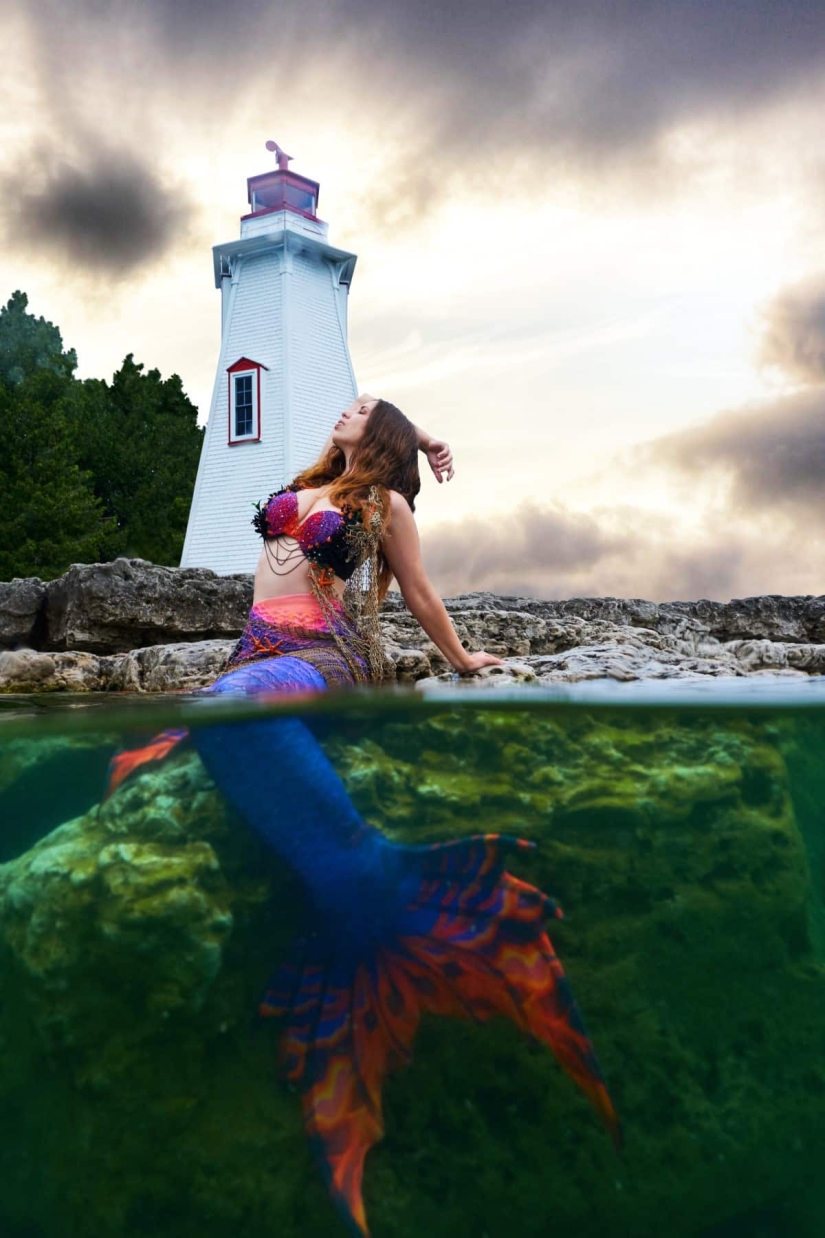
[106,394,621,1236]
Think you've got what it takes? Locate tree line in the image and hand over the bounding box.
[0,291,204,581]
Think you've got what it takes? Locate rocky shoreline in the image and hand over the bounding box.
[2,558,825,691]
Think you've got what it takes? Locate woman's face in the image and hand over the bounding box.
[332,394,379,450]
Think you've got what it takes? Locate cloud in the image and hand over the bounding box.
[419,380,825,602]
[759,276,825,383]
[419,502,620,597]
[13,1,825,232]
[637,388,825,518]
[0,143,191,278]
[420,495,824,602]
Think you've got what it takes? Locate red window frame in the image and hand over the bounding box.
[227,357,268,445]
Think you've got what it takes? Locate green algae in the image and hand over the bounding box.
[1,705,824,1237]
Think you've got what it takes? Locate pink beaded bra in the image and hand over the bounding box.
[252,486,360,581]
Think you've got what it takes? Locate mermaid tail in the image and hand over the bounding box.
[103,653,327,801]
[107,672,620,1237]
[259,832,621,1236]
[105,726,190,798]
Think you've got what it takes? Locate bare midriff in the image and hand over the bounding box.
[252,486,347,606]
[252,541,346,605]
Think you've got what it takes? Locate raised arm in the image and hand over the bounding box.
[322,393,455,481]
[382,492,502,674]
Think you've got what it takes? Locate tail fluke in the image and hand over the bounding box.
[260,833,620,1235]
[403,834,622,1148]
[104,727,190,800]
[261,942,389,1236]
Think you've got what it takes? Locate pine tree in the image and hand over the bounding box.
[0,370,118,580]
[0,290,76,388]
[0,291,204,580]
[71,355,203,565]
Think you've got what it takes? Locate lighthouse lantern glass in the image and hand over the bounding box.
[250,176,317,217]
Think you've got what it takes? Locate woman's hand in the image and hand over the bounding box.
[454,650,505,675]
[424,437,454,483]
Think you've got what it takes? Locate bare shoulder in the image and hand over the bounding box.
[387,490,416,525]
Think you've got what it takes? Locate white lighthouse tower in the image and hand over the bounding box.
[180,142,359,574]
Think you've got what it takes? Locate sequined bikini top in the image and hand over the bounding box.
[251,485,361,581]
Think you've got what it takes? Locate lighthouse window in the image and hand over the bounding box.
[227,363,262,444]
[234,374,253,436]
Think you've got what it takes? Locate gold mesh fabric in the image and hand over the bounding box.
[306,485,396,685]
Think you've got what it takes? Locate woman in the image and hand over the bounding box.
[230,391,506,691]
[106,394,620,1237]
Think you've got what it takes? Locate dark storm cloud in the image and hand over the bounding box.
[638,388,825,516]
[0,145,190,278]
[18,1,825,216]
[759,277,825,384]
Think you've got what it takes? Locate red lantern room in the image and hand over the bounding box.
[243,140,320,222]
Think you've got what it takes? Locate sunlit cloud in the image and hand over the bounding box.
[637,388,825,518]
[759,275,825,385]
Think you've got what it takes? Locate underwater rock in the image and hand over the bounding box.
[0,731,119,863]
[0,711,823,1237]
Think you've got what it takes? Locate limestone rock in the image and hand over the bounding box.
[0,647,109,692]
[0,576,46,647]
[44,558,252,653]
[0,640,236,694]
[107,639,235,692]
[2,559,825,690]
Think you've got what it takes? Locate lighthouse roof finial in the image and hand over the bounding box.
[265,140,293,172]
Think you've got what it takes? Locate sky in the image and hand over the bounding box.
[2,0,825,601]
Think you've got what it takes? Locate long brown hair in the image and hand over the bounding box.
[292,398,420,597]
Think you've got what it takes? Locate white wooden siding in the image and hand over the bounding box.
[181,226,358,575]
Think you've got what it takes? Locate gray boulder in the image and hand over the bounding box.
[0,577,47,647]
[45,559,252,653]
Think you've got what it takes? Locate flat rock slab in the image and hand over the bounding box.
[2,559,825,688]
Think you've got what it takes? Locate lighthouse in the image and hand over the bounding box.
[180,142,359,574]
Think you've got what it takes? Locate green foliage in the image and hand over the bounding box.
[70,356,204,565]
[0,370,119,579]
[0,292,203,580]
[0,290,77,387]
